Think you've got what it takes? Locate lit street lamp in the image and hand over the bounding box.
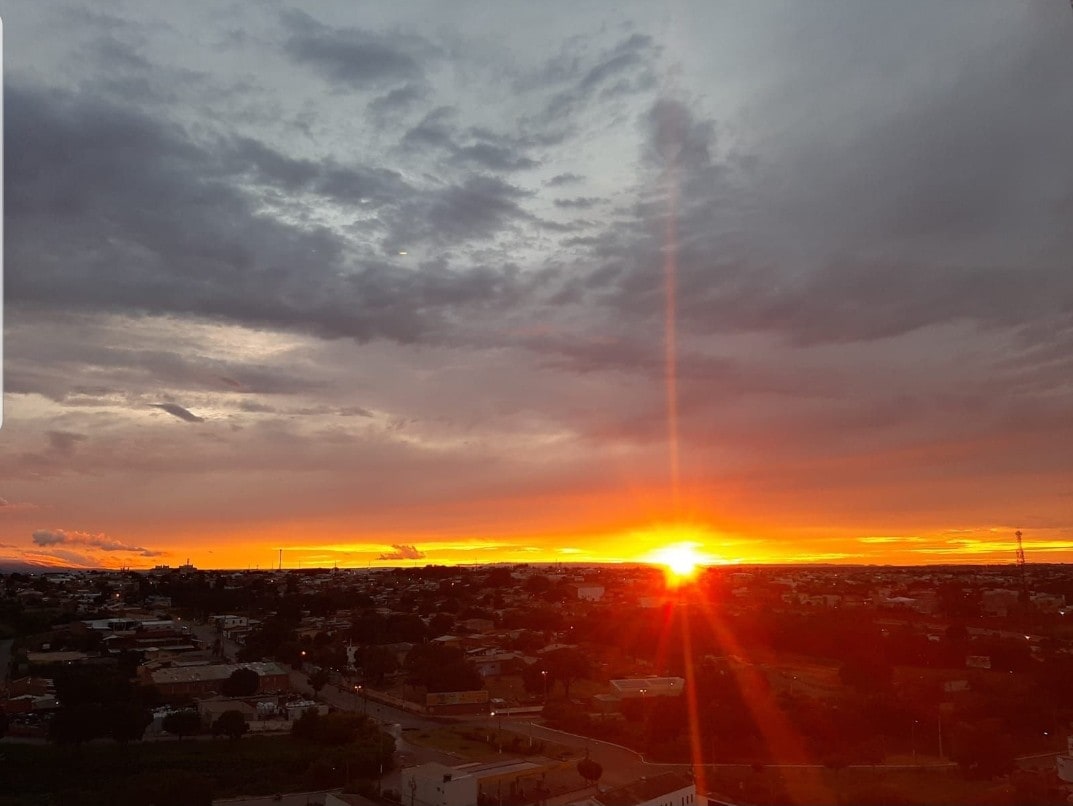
[541,670,548,702]
[355,684,367,716]
[491,710,503,754]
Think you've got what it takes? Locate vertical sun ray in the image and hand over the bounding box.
[663,113,682,516]
[691,595,834,804]
[679,602,710,796]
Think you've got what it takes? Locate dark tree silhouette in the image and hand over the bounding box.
[950,719,1016,779]
[577,755,603,788]
[108,701,152,745]
[309,668,330,695]
[221,667,260,697]
[544,647,590,699]
[212,709,249,740]
[161,709,202,740]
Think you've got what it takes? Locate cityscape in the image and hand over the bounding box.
[5,558,1073,804]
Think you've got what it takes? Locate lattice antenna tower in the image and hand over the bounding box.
[1015,530,1026,592]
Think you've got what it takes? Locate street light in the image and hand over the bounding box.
[491,710,503,754]
[541,670,548,702]
[355,684,367,716]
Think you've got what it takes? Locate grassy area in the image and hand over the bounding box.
[759,657,843,698]
[0,736,331,805]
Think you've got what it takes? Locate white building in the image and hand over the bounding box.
[568,772,696,806]
[400,762,478,806]
[573,584,605,602]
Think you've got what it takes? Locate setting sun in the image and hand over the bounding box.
[648,541,707,584]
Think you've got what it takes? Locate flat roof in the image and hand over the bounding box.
[596,772,694,806]
[149,661,289,685]
[609,677,685,695]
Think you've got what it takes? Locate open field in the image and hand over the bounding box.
[0,736,334,805]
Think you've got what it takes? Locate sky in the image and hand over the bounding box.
[1,1,1072,571]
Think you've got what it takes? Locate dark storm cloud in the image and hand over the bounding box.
[31,528,165,557]
[239,402,374,418]
[5,322,333,403]
[562,50,1073,351]
[547,173,583,187]
[227,136,412,207]
[384,175,532,247]
[150,403,205,423]
[554,197,602,209]
[368,83,428,116]
[400,109,540,173]
[378,544,425,561]
[451,143,538,173]
[5,82,529,350]
[281,9,430,86]
[531,32,660,126]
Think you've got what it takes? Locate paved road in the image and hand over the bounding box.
[214,788,339,806]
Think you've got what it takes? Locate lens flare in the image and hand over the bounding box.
[648,541,706,584]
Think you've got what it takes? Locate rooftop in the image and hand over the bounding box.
[596,772,695,806]
[148,661,289,685]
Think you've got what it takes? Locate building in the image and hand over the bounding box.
[573,584,606,602]
[400,762,478,806]
[141,661,291,698]
[401,759,561,806]
[610,677,685,699]
[569,772,696,806]
[982,588,1020,617]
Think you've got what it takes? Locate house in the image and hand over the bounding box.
[573,584,605,602]
[197,697,256,728]
[568,772,696,806]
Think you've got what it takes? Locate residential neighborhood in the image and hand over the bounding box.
[5,562,1073,804]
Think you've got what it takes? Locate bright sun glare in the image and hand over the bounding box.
[649,541,706,584]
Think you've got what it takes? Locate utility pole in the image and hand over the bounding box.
[1015,530,1027,593]
[938,712,944,759]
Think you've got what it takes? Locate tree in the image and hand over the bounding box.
[577,755,603,788]
[161,710,202,740]
[212,709,249,740]
[950,719,1016,779]
[108,701,152,745]
[428,613,454,638]
[309,667,330,695]
[49,702,106,746]
[426,660,482,694]
[359,644,399,685]
[544,647,591,699]
[405,643,481,692]
[221,667,260,697]
[0,711,8,740]
[524,575,552,595]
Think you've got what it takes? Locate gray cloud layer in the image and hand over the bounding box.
[0,1,1071,559]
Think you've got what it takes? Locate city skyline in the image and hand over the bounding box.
[1,2,1072,571]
